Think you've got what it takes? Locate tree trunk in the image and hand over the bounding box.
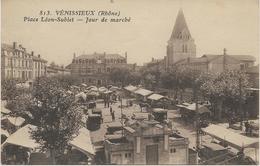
[50,149,56,164]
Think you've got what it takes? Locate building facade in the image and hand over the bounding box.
[174,49,256,73]
[165,9,196,70]
[104,120,190,164]
[67,52,137,86]
[1,42,47,81]
[46,64,70,77]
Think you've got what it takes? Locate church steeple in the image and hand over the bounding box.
[169,9,192,41]
[166,9,196,69]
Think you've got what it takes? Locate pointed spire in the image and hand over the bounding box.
[169,9,192,40]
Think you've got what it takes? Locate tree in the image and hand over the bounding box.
[20,77,83,164]
[109,67,131,86]
[1,79,19,101]
[200,70,251,120]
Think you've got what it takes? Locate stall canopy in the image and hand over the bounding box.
[2,125,95,156]
[98,87,108,93]
[1,129,10,137]
[75,92,87,101]
[134,88,153,97]
[148,94,165,101]
[69,127,95,156]
[2,124,39,150]
[124,85,138,92]
[1,106,11,114]
[178,103,210,114]
[202,124,259,150]
[2,116,25,127]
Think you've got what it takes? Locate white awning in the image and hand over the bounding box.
[134,88,153,96]
[124,85,138,92]
[98,87,108,93]
[1,129,10,137]
[2,116,25,127]
[2,124,39,150]
[1,106,11,114]
[147,94,165,101]
[202,124,259,150]
[69,127,95,156]
[75,92,87,101]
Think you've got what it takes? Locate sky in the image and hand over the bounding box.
[1,0,259,66]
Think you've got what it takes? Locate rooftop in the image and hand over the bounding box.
[74,53,125,60]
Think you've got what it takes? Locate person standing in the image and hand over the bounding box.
[110,106,113,114]
[111,110,115,121]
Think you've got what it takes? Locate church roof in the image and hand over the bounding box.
[169,9,192,40]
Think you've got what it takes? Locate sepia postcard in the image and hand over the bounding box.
[1,0,259,165]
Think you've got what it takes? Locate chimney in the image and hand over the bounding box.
[152,57,154,62]
[73,53,76,59]
[31,51,34,56]
[125,52,127,59]
[223,48,227,55]
[13,42,17,49]
[38,54,40,58]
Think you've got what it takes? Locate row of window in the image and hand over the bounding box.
[77,67,111,74]
[6,58,45,69]
[3,50,29,58]
[73,58,126,64]
[6,70,45,79]
[182,44,188,53]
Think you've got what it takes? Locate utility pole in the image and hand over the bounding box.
[239,77,243,129]
[194,82,200,150]
[121,95,124,137]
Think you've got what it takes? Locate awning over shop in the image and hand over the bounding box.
[69,127,95,156]
[124,85,138,92]
[202,124,259,150]
[147,94,165,101]
[2,124,39,150]
[134,88,153,97]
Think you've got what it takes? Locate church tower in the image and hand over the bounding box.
[166,9,196,69]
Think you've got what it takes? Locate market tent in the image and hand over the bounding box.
[109,86,120,91]
[180,103,210,114]
[75,92,87,101]
[2,124,39,150]
[202,124,259,150]
[147,94,165,101]
[81,83,87,87]
[124,85,138,92]
[1,106,11,114]
[69,127,95,157]
[134,88,153,97]
[1,128,10,137]
[2,116,25,127]
[103,90,113,94]
[87,91,99,96]
[87,86,98,91]
[98,87,108,93]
